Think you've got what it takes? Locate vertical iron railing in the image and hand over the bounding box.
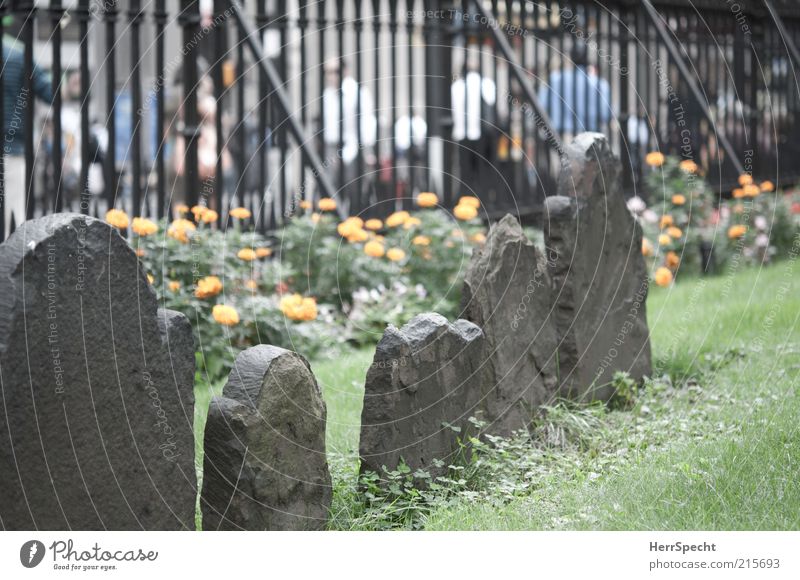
[0,0,799,240]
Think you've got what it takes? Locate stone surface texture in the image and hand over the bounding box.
[0,214,196,530]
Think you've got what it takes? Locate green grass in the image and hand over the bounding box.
[192,261,800,530]
[424,263,800,530]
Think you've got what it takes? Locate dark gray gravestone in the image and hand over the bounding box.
[0,214,196,530]
[359,313,487,478]
[545,133,652,401]
[462,214,560,436]
[201,345,331,530]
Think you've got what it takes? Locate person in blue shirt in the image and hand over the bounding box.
[537,43,613,135]
[2,23,54,233]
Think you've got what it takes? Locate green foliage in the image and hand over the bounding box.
[609,371,637,408]
[636,156,799,282]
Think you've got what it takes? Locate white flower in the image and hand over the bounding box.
[642,209,658,224]
[755,233,769,248]
[754,216,768,231]
[627,196,646,214]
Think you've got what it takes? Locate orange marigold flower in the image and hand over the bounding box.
[665,251,680,269]
[385,211,410,228]
[728,224,747,239]
[168,280,181,292]
[416,192,439,208]
[337,217,365,239]
[195,275,223,299]
[412,235,431,246]
[299,200,312,210]
[279,293,318,321]
[658,234,671,246]
[135,248,146,257]
[318,197,337,211]
[659,215,674,229]
[200,209,219,223]
[191,205,207,218]
[679,160,698,174]
[732,188,745,199]
[105,208,130,229]
[364,240,385,257]
[132,217,158,236]
[256,247,272,258]
[760,180,775,193]
[311,212,321,223]
[645,151,665,167]
[174,204,189,215]
[365,219,383,231]
[671,194,686,206]
[470,232,487,244]
[403,217,422,230]
[386,247,406,262]
[237,248,257,261]
[454,204,478,221]
[458,196,481,208]
[667,226,683,239]
[347,228,369,243]
[229,207,252,220]
[654,267,673,287]
[212,304,240,326]
[738,174,753,186]
[642,238,654,257]
[167,218,196,243]
[743,184,760,197]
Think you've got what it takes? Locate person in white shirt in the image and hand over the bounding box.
[451,70,496,141]
[322,60,376,198]
[451,68,496,194]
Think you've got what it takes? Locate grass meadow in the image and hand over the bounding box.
[194,260,800,530]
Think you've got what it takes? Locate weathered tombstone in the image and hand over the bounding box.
[0,214,196,530]
[359,313,487,478]
[461,214,560,436]
[201,345,331,530]
[545,133,652,401]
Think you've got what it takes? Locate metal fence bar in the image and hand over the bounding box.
[230,0,338,201]
[642,0,745,175]
[2,0,800,241]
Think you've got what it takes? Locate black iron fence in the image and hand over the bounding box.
[2,0,800,239]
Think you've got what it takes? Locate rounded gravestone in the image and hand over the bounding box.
[0,214,196,530]
[201,345,332,530]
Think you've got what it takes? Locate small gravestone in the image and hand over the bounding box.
[461,214,560,435]
[201,345,331,530]
[545,133,652,401]
[359,313,487,478]
[0,214,196,530]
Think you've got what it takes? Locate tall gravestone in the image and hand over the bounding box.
[462,214,560,436]
[201,345,332,530]
[545,133,652,401]
[359,313,488,478]
[0,214,196,530]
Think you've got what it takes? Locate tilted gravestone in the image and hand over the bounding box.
[359,313,487,478]
[0,214,196,530]
[461,214,560,436]
[201,345,331,530]
[545,133,652,401]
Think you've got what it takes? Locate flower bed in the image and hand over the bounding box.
[106,195,486,385]
[631,153,799,286]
